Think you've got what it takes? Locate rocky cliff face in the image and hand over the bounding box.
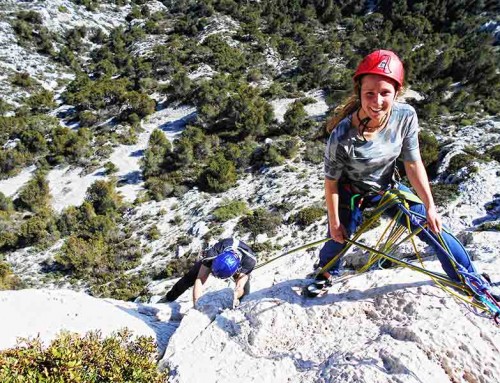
[2,227,500,382]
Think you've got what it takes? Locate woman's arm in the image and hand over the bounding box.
[192,264,211,306]
[325,178,347,243]
[404,160,442,233]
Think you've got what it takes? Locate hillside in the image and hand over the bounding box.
[0,1,499,381]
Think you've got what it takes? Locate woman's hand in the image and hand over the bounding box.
[426,205,442,234]
[329,221,348,243]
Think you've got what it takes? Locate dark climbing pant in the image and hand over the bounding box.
[165,260,251,302]
[318,183,475,282]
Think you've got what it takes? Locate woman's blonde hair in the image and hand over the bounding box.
[325,83,361,134]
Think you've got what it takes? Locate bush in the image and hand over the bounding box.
[419,130,439,167]
[17,214,55,248]
[89,273,148,301]
[303,140,324,164]
[236,208,282,238]
[145,176,175,201]
[57,205,82,236]
[432,183,460,206]
[0,261,24,290]
[294,206,325,227]
[121,91,156,120]
[25,90,56,113]
[48,126,92,165]
[142,130,172,178]
[212,199,249,221]
[0,149,29,179]
[485,145,500,163]
[11,72,37,88]
[147,225,160,240]
[0,329,168,382]
[447,153,475,174]
[282,101,307,135]
[79,110,99,127]
[104,161,118,174]
[159,254,196,279]
[0,231,18,251]
[15,172,51,213]
[0,192,13,212]
[85,179,122,215]
[252,137,299,168]
[198,153,237,192]
[476,221,500,232]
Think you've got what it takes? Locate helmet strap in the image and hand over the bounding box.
[356,108,371,142]
[356,108,390,142]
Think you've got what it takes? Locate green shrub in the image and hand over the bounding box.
[47,126,92,165]
[0,231,18,251]
[224,140,257,170]
[57,205,82,236]
[159,254,196,279]
[11,20,33,42]
[272,201,295,214]
[54,231,143,293]
[282,101,307,135]
[0,261,24,290]
[17,215,54,248]
[120,91,156,120]
[0,329,168,382]
[0,149,29,179]
[145,176,175,201]
[85,179,122,215]
[251,137,299,168]
[203,34,247,72]
[212,199,249,221]
[89,273,148,301]
[485,145,500,163]
[19,129,47,154]
[79,110,99,127]
[198,153,237,192]
[254,145,285,167]
[303,140,324,164]
[0,99,13,116]
[447,153,476,174]
[104,161,118,174]
[250,241,274,255]
[142,130,172,178]
[294,206,325,227]
[147,225,161,240]
[419,130,439,167]
[432,183,460,206]
[15,172,51,213]
[25,90,56,113]
[11,72,37,88]
[484,98,500,115]
[54,235,108,276]
[278,136,300,159]
[476,221,500,232]
[236,208,282,238]
[0,192,13,212]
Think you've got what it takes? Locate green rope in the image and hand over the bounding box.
[253,238,331,270]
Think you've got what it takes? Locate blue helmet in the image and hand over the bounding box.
[211,250,240,279]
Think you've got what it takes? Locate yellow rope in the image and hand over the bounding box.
[316,189,488,313]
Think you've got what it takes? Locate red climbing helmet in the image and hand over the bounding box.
[353,49,404,88]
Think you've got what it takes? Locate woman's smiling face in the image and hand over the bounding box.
[359,74,397,125]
